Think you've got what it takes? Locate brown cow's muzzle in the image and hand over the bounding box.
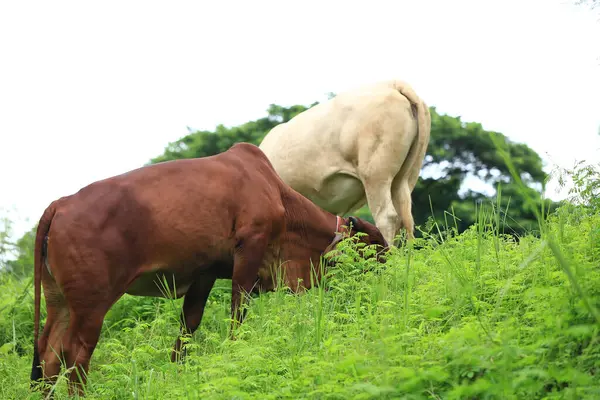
[375,245,390,264]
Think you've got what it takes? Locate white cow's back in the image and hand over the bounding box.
[259,79,431,244]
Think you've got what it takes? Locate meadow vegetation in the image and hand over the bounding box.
[0,152,599,399]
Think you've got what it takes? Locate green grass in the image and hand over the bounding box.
[0,199,599,399]
[2,151,599,399]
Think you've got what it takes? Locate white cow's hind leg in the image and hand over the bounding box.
[361,177,401,247]
[354,97,416,246]
[392,177,415,242]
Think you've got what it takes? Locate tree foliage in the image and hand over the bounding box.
[150,103,317,164]
[150,98,558,238]
[414,109,557,237]
[0,218,34,279]
[574,0,600,10]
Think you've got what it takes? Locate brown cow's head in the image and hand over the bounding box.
[324,216,389,264]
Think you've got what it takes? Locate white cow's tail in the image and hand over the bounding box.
[390,80,431,190]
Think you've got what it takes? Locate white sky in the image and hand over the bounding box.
[1,0,599,241]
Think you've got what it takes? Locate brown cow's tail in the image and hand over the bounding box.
[390,79,431,190]
[30,202,57,384]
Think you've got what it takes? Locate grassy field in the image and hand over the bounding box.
[0,195,599,399]
[1,151,600,399]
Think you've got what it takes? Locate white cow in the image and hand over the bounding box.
[258,79,431,246]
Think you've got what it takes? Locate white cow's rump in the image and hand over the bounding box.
[259,79,431,246]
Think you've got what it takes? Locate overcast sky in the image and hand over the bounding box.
[1,0,599,241]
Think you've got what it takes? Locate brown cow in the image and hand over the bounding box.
[30,142,387,397]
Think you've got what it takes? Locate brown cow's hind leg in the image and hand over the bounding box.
[60,259,116,396]
[32,273,70,398]
[171,273,217,362]
[63,308,107,397]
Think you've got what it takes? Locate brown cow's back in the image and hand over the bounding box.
[46,143,286,299]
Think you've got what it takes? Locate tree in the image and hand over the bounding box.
[149,100,558,237]
[0,216,35,279]
[0,215,15,272]
[574,0,600,10]
[149,103,317,164]
[3,228,35,278]
[412,108,559,236]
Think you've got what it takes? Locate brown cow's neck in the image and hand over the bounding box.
[272,184,348,292]
[280,186,339,251]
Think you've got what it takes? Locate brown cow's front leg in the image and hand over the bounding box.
[230,233,268,339]
[171,274,217,363]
